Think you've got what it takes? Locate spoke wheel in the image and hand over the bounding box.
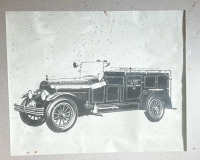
[149,99,164,119]
[19,99,45,127]
[46,98,78,132]
[28,114,43,121]
[145,94,165,122]
[52,102,75,128]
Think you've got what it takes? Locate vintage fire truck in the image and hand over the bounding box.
[14,60,174,132]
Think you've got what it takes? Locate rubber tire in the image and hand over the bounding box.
[144,94,165,122]
[45,98,78,132]
[19,99,45,127]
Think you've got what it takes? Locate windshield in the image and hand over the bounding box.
[81,62,104,78]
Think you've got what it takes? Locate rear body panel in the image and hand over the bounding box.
[87,71,171,108]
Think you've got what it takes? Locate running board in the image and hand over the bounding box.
[97,106,119,110]
[96,102,139,109]
[85,102,139,109]
[89,102,139,115]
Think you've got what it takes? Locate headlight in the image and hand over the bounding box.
[41,90,49,101]
[28,90,33,99]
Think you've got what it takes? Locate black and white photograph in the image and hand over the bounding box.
[6,11,184,155]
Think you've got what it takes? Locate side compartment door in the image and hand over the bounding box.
[105,77,124,103]
[157,75,169,94]
[91,86,105,104]
[126,75,142,100]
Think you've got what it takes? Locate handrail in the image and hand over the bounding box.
[106,67,171,74]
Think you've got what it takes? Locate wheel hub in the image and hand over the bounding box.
[154,106,160,114]
[60,112,67,118]
[58,111,70,120]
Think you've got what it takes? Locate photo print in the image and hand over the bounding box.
[6,11,184,155]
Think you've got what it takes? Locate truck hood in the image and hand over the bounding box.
[49,76,99,85]
[40,76,105,91]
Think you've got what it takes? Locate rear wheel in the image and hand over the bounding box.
[46,98,78,132]
[145,94,165,122]
[19,99,45,126]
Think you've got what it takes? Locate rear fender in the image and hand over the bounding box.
[139,90,172,110]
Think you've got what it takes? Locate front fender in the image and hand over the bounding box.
[46,92,77,102]
[46,92,89,116]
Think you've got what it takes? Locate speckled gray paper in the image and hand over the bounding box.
[6,11,184,156]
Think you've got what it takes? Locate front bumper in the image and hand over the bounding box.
[14,103,44,116]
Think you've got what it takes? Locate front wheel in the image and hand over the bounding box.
[145,94,165,122]
[46,98,78,132]
[19,99,45,126]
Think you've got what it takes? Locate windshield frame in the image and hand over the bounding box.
[78,60,108,78]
